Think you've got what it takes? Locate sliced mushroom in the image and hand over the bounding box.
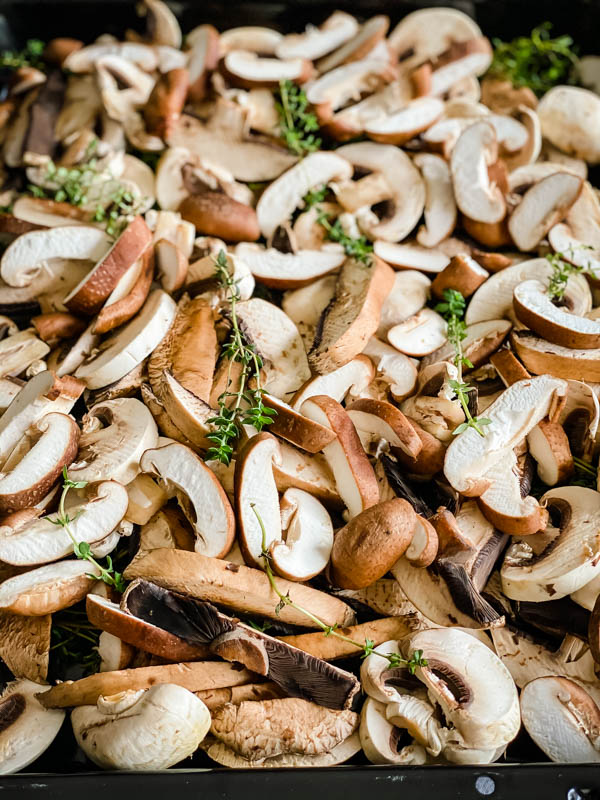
[223,51,312,89]
[431,255,488,300]
[378,270,431,337]
[92,246,155,335]
[373,241,450,273]
[0,329,50,378]
[276,11,358,60]
[511,329,600,382]
[270,488,333,581]
[450,120,506,224]
[0,559,101,615]
[144,68,188,139]
[178,192,260,243]
[235,243,345,289]
[346,398,422,458]
[140,442,235,559]
[0,679,65,775]
[203,733,361,768]
[421,319,511,371]
[316,15,389,73]
[0,609,51,683]
[387,308,447,357]
[361,338,418,401]
[413,153,457,247]
[538,86,600,164]
[291,355,374,411]
[261,394,337,453]
[527,419,573,486]
[361,697,429,765]
[364,98,444,145]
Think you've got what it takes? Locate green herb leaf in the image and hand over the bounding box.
[0,39,46,70]
[315,208,373,265]
[275,80,322,157]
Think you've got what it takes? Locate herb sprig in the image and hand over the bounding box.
[545,248,595,302]
[435,289,491,437]
[50,606,101,677]
[487,23,579,97]
[49,467,126,592]
[573,456,598,489]
[0,39,45,70]
[303,184,328,210]
[276,80,322,157]
[252,504,427,674]
[316,208,373,265]
[206,251,276,465]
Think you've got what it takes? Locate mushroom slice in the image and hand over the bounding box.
[309,256,395,374]
[413,153,457,247]
[373,241,450,273]
[219,26,283,54]
[0,329,50,378]
[291,355,374,411]
[364,98,444,145]
[527,419,573,486]
[143,67,188,139]
[72,684,210,771]
[203,734,361,768]
[0,560,101,615]
[256,152,352,239]
[346,399,422,458]
[223,51,312,89]
[270,488,333,581]
[92,248,154,336]
[508,172,582,252]
[466,257,591,325]
[378,271,431,337]
[514,278,600,349]
[301,395,379,518]
[360,640,420,704]
[444,375,567,497]
[0,412,79,513]
[154,239,188,292]
[548,223,600,280]
[235,243,344,289]
[185,24,219,101]
[408,627,520,751]
[75,290,176,389]
[431,255,488,301]
[97,632,134,673]
[276,11,358,60]
[316,15,389,73]
[70,398,158,485]
[414,38,492,98]
[521,676,600,763]
[451,120,505,224]
[404,516,438,568]
[283,275,337,347]
[538,86,600,164]
[335,142,425,242]
[0,680,65,775]
[261,394,337,453]
[511,329,600,382]
[361,338,418,401]
[421,319,511,370]
[140,442,235,559]
[501,486,600,601]
[387,308,447,358]
[361,697,429,765]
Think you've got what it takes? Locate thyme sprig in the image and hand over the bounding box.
[435,289,491,437]
[0,39,45,70]
[275,80,322,157]
[316,208,373,265]
[303,184,328,210]
[206,251,276,465]
[50,607,101,676]
[487,22,579,97]
[573,456,598,489]
[49,467,126,592]
[546,248,594,302]
[252,504,427,674]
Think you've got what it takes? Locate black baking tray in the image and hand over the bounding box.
[1,0,600,796]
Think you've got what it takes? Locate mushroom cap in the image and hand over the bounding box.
[538,86,600,164]
[0,679,65,775]
[72,684,211,770]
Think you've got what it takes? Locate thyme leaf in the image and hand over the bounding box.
[0,39,45,70]
[275,80,322,157]
[316,207,373,265]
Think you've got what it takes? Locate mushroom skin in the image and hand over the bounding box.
[72,684,211,770]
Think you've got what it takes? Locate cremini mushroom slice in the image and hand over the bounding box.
[548,222,600,280]
[421,319,511,370]
[203,734,362,769]
[364,97,444,145]
[373,242,450,273]
[315,15,389,73]
[346,398,422,458]
[0,680,65,775]
[256,151,352,239]
[0,412,79,512]
[0,329,50,378]
[387,308,447,358]
[261,394,337,453]
[140,442,235,559]
[521,677,600,763]
[219,25,282,54]
[431,255,489,300]
[270,488,334,581]
[301,395,379,518]
[378,271,431,337]
[527,419,574,486]
[450,120,506,224]
[276,11,358,60]
[75,289,177,389]
[185,24,219,101]
[0,559,102,615]
[143,68,188,140]
[235,243,345,289]
[154,238,188,293]
[361,338,418,401]
[0,610,51,683]
[72,684,211,771]
[413,153,457,248]
[413,37,492,98]
[178,192,260,243]
[223,51,313,89]
[511,329,600,381]
[538,86,600,164]
[388,7,481,69]
[308,256,394,374]
[404,516,438,568]
[291,355,374,411]
[97,632,134,673]
[92,247,155,335]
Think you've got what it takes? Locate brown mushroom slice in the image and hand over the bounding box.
[508,172,582,252]
[316,15,389,73]
[301,395,379,519]
[511,329,600,382]
[362,338,418,401]
[234,433,282,567]
[140,442,235,559]
[276,11,358,60]
[203,733,361,769]
[378,271,431,337]
[527,419,573,486]
[0,679,65,775]
[154,238,188,292]
[270,488,333,581]
[92,249,154,336]
[185,24,220,101]
[291,356,374,411]
[388,7,481,69]
[451,120,505,224]
[421,319,511,370]
[31,312,86,345]
[0,611,51,682]
[373,241,450,273]
[223,51,312,89]
[235,243,344,289]
[521,677,600,763]
[143,68,188,139]
[0,412,79,513]
[538,86,600,165]
[387,309,447,358]
[11,196,92,228]
[0,560,101,615]
[413,38,492,98]
[178,193,260,243]
[431,254,488,300]
[309,256,395,374]
[97,631,134,672]
[261,394,336,453]
[413,153,457,247]
[364,98,444,145]
[256,152,352,239]
[336,142,425,243]
[0,329,49,378]
[272,441,342,510]
[404,516,438,568]
[548,223,600,280]
[346,399,422,458]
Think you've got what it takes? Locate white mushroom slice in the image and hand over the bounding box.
[0,225,111,288]
[378,271,431,337]
[527,419,573,486]
[511,329,600,382]
[234,298,310,399]
[315,15,389,73]
[270,488,334,581]
[413,153,457,247]
[283,275,337,346]
[514,279,600,349]
[387,309,447,357]
[0,480,128,567]
[521,677,600,763]
[69,398,158,485]
[503,107,542,171]
[0,330,49,378]
[360,698,429,765]
[538,86,600,164]
[417,38,492,98]
[219,26,283,55]
[140,442,235,560]
[508,172,582,252]
[466,257,591,325]
[408,627,520,750]
[185,24,219,101]
[0,680,65,775]
[444,375,568,497]
[224,51,312,88]
[0,412,79,513]
[450,121,505,224]
[235,243,344,289]
[276,11,358,60]
[97,631,134,673]
[336,142,425,242]
[501,486,600,601]
[273,441,340,508]
[549,222,600,280]
[388,8,481,69]
[64,42,158,73]
[256,152,352,239]
[0,559,101,615]
[421,319,511,370]
[373,242,450,273]
[346,398,421,458]
[364,98,444,145]
[301,395,379,518]
[361,338,418,401]
[75,290,176,389]
[291,356,374,411]
[360,640,411,703]
[329,80,413,140]
[72,684,211,770]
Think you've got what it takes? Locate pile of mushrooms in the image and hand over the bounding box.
[3,0,600,774]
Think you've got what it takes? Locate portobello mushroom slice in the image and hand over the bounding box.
[0,611,51,682]
[203,732,361,769]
